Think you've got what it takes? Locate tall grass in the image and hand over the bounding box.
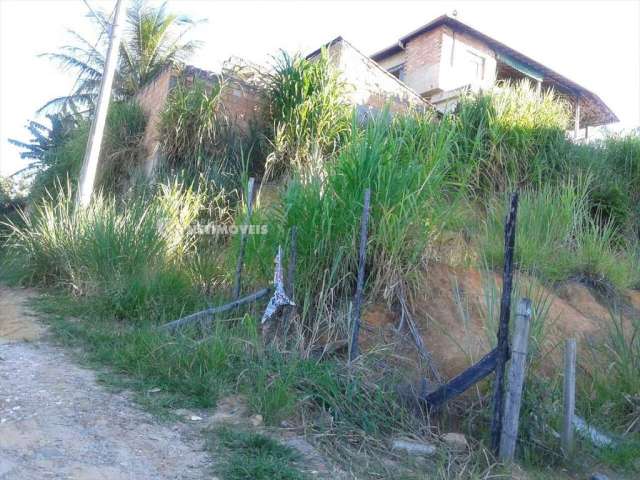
[3,181,205,321]
[160,77,231,170]
[453,80,571,195]
[263,49,351,178]
[481,177,638,290]
[244,111,454,346]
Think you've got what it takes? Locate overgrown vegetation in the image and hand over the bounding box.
[263,50,351,178]
[21,101,147,203]
[4,48,640,479]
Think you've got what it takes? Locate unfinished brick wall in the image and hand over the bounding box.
[135,68,265,175]
[219,80,264,134]
[404,27,444,95]
[135,68,173,175]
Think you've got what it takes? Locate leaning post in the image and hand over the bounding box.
[499,298,532,462]
[490,191,519,454]
[349,189,371,363]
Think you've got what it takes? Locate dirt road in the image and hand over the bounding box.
[0,286,212,480]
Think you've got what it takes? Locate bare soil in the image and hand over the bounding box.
[361,262,627,378]
[0,286,212,480]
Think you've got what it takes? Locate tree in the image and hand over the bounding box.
[8,113,78,176]
[40,0,203,114]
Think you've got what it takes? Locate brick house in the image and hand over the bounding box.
[371,14,618,138]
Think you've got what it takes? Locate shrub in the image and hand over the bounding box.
[160,77,231,170]
[99,100,147,190]
[28,101,146,201]
[263,49,351,177]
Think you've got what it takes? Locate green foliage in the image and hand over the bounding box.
[28,101,146,202]
[453,80,571,194]
[214,427,307,480]
[160,78,229,168]
[481,178,638,290]
[3,181,204,321]
[568,131,640,237]
[8,113,78,171]
[575,310,640,473]
[263,49,351,177]
[581,310,640,434]
[40,0,202,113]
[245,112,453,342]
[158,76,266,198]
[99,100,147,189]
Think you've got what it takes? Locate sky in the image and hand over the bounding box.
[1,0,639,176]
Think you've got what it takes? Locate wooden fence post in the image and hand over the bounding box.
[233,177,255,299]
[562,338,577,457]
[499,298,532,462]
[490,191,519,454]
[349,189,371,362]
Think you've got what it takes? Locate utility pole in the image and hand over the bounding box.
[76,0,128,207]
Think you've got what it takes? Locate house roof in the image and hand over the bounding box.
[371,14,618,127]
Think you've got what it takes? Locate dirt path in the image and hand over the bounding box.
[0,286,212,480]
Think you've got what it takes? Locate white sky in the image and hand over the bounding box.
[1,0,639,176]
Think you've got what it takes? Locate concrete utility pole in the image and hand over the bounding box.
[77,0,128,207]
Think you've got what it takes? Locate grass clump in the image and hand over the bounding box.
[263,49,351,177]
[481,177,637,290]
[160,77,231,170]
[214,427,307,480]
[245,111,453,345]
[453,79,571,195]
[3,181,205,322]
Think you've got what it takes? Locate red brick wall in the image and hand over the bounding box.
[219,80,264,134]
[405,27,443,77]
[136,68,173,173]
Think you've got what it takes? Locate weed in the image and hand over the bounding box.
[213,427,307,480]
[263,49,351,178]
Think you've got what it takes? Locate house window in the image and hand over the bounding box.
[466,51,485,80]
[388,63,406,81]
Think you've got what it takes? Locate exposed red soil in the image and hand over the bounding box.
[362,262,634,380]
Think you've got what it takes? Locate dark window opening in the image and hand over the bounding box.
[388,63,406,81]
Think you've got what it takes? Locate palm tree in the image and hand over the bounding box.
[40,0,203,114]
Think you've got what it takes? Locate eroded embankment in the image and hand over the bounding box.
[361,262,638,379]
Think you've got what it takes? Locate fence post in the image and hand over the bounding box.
[490,192,519,454]
[499,298,532,462]
[562,338,577,457]
[233,177,255,299]
[349,189,371,362]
